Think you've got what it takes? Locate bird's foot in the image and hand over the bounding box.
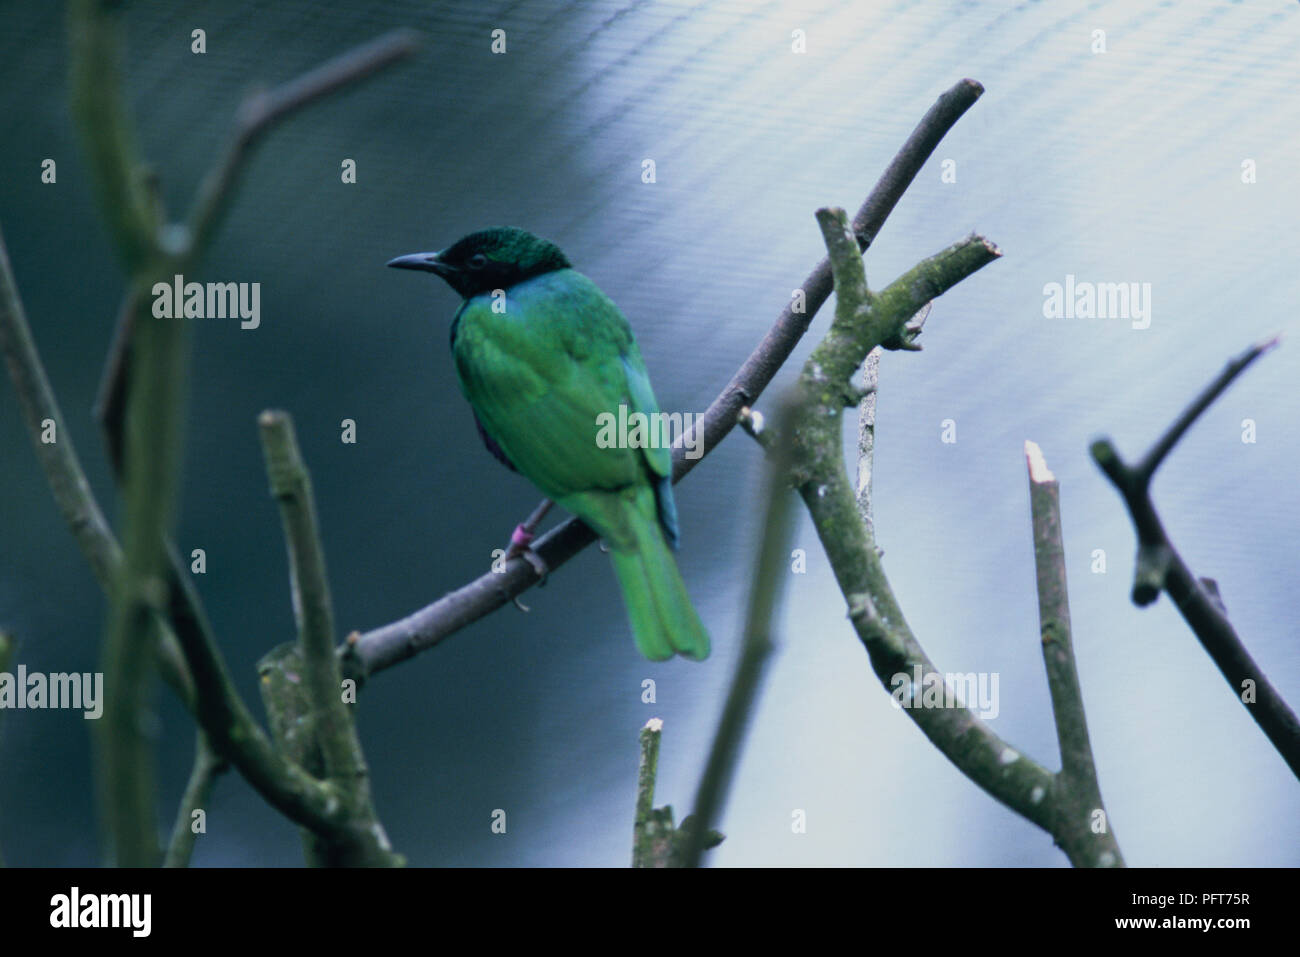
[503,524,549,582]
[502,500,552,612]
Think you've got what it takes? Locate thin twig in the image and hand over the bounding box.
[351,79,986,680]
[1,230,198,708]
[187,29,419,259]
[162,731,227,868]
[1091,337,1299,779]
[0,227,120,590]
[682,395,800,868]
[97,29,421,485]
[1135,335,1279,482]
[1025,441,1124,866]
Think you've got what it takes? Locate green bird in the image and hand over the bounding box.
[388,227,710,661]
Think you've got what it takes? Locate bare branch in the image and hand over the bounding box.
[682,395,799,868]
[187,29,419,258]
[351,79,986,679]
[97,29,421,484]
[1025,441,1124,866]
[1091,339,1300,779]
[1135,335,1279,483]
[67,0,160,272]
[163,731,227,868]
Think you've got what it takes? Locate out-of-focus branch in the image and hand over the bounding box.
[96,31,420,451]
[59,1,419,863]
[163,731,227,868]
[187,29,419,258]
[0,228,197,707]
[0,630,12,867]
[682,395,799,868]
[85,27,421,759]
[0,228,119,593]
[68,0,188,865]
[350,79,987,681]
[67,0,161,273]
[1091,337,1299,779]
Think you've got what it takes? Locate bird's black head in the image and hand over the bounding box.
[387,226,572,299]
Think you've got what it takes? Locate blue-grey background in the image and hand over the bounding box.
[1,0,1297,866]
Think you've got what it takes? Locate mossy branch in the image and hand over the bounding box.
[629,719,723,868]
[631,719,669,868]
[258,411,358,785]
[256,411,398,864]
[785,205,1122,866]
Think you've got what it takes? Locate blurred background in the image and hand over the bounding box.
[1,0,1297,866]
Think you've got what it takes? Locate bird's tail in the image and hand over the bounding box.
[599,492,709,662]
[609,528,710,661]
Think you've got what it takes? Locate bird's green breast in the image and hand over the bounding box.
[449,269,650,502]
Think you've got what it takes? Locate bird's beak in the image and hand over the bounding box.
[386,251,455,278]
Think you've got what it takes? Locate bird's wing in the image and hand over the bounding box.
[451,269,657,502]
[620,351,679,548]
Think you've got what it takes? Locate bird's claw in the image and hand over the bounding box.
[503,533,549,583]
[507,546,547,612]
[518,548,549,580]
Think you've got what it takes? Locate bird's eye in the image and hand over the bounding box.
[467,253,488,270]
